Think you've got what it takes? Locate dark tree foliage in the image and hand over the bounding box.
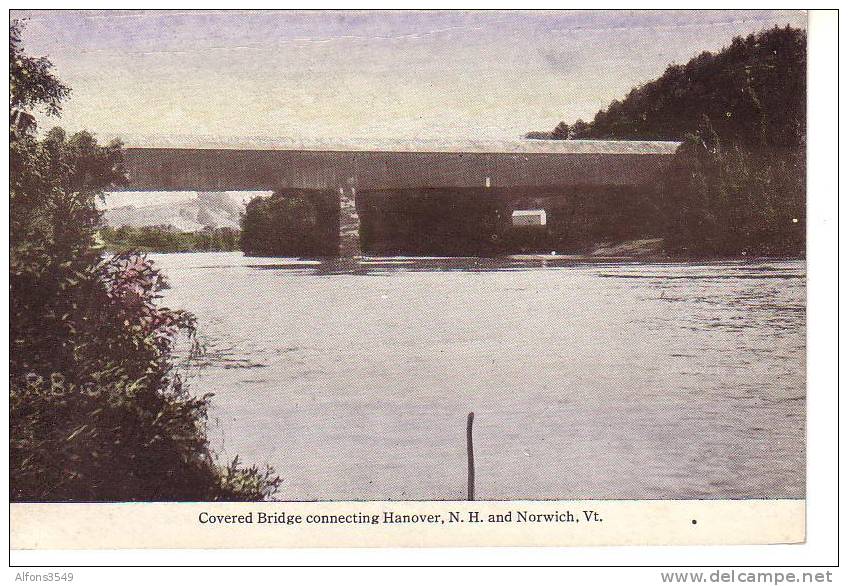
[659,118,805,256]
[10,21,280,501]
[240,191,336,257]
[527,25,806,257]
[569,119,590,139]
[546,26,805,148]
[10,20,69,134]
[551,121,570,140]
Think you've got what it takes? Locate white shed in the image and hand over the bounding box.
[511,209,547,227]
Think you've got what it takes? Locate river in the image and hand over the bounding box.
[150,252,805,501]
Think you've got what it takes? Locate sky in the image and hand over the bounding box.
[13,10,806,142]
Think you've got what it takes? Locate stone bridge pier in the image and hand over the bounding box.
[338,187,361,256]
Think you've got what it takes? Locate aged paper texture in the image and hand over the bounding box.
[9,9,810,550]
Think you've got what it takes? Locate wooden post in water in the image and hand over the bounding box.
[466,412,475,501]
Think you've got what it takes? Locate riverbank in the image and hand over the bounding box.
[97,225,239,254]
[121,235,804,263]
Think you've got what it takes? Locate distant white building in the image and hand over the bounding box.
[511,209,547,227]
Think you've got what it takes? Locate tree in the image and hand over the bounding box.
[11,21,127,377]
[240,191,330,256]
[10,19,69,135]
[659,114,804,256]
[570,119,590,139]
[10,20,280,501]
[528,25,806,257]
[534,26,805,148]
[551,121,570,140]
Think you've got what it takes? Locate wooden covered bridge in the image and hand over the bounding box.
[120,137,681,256]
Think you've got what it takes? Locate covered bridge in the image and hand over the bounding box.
[121,137,681,256]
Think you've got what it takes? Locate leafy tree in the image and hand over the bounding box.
[660,115,804,256]
[240,191,332,256]
[10,20,280,501]
[570,119,590,139]
[551,121,570,140]
[529,120,587,140]
[10,19,69,134]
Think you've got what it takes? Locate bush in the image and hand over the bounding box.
[11,372,280,502]
[11,373,281,501]
[10,248,282,501]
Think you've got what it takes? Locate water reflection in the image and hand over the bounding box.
[234,254,808,279]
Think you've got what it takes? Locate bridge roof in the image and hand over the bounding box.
[120,135,681,156]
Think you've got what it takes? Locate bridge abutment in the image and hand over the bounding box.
[338,187,361,257]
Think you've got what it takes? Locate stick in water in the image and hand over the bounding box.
[467,411,475,501]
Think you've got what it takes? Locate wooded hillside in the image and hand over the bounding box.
[528,25,806,257]
[530,25,805,150]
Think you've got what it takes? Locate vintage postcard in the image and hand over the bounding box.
[10,9,813,552]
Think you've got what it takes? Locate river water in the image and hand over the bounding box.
[151,252,805,501]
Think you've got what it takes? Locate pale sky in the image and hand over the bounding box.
[13,10,806,142]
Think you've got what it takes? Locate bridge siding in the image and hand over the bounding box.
[122,148,675,192]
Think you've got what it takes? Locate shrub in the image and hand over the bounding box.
[10,250,282,501]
